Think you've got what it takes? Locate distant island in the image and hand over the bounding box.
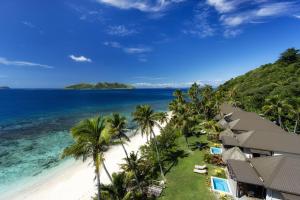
[65,82,134,90]
[0,86,10,90]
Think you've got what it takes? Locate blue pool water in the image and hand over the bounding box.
[211,177,231,194]
[0,89,175,197]
[211,147,222,154]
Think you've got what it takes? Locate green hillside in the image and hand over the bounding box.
[65,82,134,90]
[218,48,300,132]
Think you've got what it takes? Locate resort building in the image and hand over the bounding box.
[216,104,300,200]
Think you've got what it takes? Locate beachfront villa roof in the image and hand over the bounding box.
[251,156,300,196]
[227,159,263,186]
[221,136,239,147]
[219,129,234,140]
[217,118,229,129]
[236,130,300,155]
[227,110,285,133]
[220,103,242,115]
[222,147,246,163]
[228,156,300,196]
[281,192,300,200]
[221,130,300,155]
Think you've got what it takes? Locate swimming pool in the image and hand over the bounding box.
[210,147,222,154]
[211,176,232,195]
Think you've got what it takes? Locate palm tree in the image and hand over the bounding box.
[263,95,293,129]
[62,116,113,200]
[155,112,168,125]
[132,105,166,181]
[107,113,142,192]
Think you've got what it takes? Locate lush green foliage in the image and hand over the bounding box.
[218,48,300,132]
[65,82,133,89]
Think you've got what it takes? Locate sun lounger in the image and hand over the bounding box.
[195,165,207,170]
[193,169,207,174]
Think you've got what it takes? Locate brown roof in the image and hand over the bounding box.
[281,193,300,200]
[228,111,285,133]
[222,147,247,163]
[228,156,300,195]
[219,129,235,140]
[220,103,242,115]
[236,130,300,155]
[227,159,263,186]
[250,156,300,195]
[221,136,239,146]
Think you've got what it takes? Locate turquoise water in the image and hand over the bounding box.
[0,89,175,196]
[211,147,222,154]
[212,177,231,193]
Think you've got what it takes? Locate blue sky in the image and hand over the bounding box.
[0,0,300,88]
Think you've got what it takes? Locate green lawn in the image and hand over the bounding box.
[159,135,218,200]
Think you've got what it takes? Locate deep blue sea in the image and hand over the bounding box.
[0,89,174,195]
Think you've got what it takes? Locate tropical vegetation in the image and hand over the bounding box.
[62,47,299,200]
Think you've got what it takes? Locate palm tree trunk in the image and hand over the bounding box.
[102,161,113,183]
[119,137,142,192]
[278,114,283,128]
[94,160,101,200]
[151,131,166,181]
[102,161,120,200]
[294,118,299,134]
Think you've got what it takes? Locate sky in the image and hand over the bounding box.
[0,0,300,88]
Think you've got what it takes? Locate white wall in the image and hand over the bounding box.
[266,189,282,200]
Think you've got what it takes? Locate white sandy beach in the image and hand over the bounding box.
[4,116,169,200]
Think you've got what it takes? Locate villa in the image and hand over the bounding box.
[216,104,300,200]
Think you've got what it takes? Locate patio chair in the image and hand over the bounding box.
[193,169,207,174]
[195,165,207,170]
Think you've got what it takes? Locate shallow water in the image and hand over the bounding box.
[0,89,174,195]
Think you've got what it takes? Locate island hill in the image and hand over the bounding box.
[0,86,10,90]
[65,82,134,90]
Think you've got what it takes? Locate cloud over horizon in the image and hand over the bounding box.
[0,57,53,69]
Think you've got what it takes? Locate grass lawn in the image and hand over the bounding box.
[159,135,219,200]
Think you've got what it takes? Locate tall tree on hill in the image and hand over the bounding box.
[278,48,300,64]
[263,95,293,130]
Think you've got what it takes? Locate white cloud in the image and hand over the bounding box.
[107,25,138,36]
[104,41,122,48]
[206,0,238,13]
[104,41,152,61]
[133,81,203,88]
[200,0,300,37]
[123,47,152,54]
[224,29,242,38]
[0,57,53,69]
[22,21,35,28]
[104,41,152,54]
[96,0,185,12]
[220,14,248,26]
[69,55,92,62]
[255,2,293,17]
[294,15,300,19]
[183,5,215,38]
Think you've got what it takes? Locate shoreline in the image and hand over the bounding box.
[3,113,170,200]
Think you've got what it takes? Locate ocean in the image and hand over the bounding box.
[0,89,174,196]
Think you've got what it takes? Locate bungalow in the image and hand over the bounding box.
[227,155,300,200]
[221,130,300,158]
